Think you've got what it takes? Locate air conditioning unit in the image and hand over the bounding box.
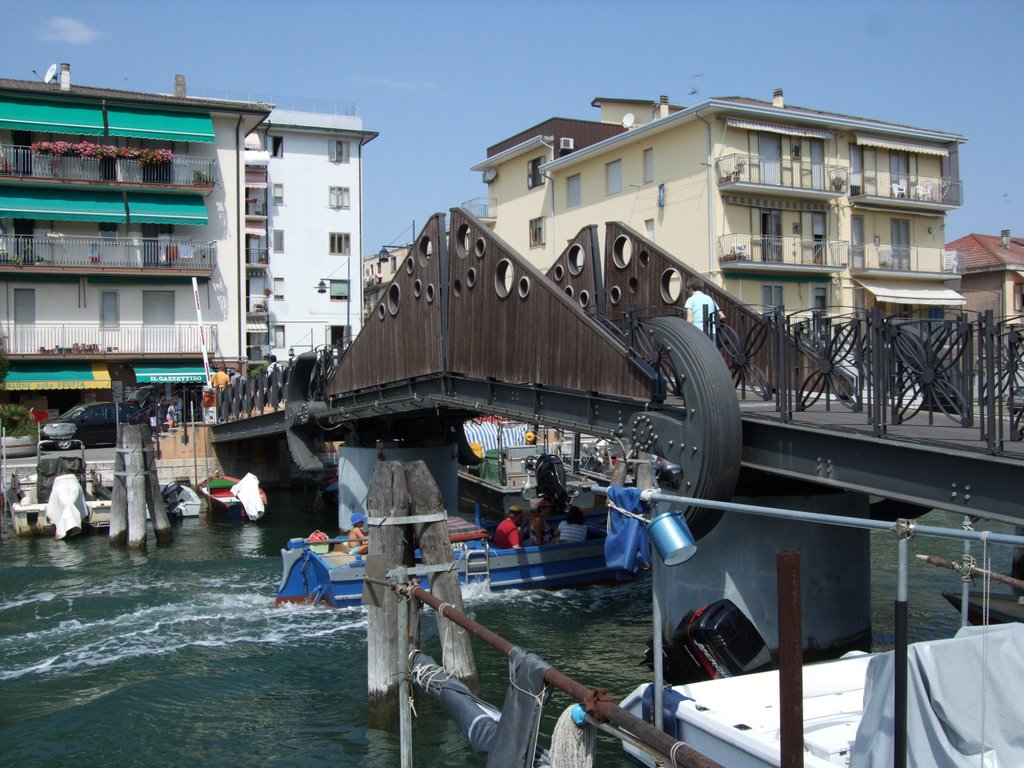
[559,137,575,151]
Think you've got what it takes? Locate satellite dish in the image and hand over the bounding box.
[621,112,635,129]
[43,64,58,84]
[482,167,497,183]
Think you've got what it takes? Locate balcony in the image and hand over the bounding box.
[0,235,216,274]
[461,197,496,222]
[0,146,218,193]
[849,244,964,275]
[0,322,218,357]
[848,170,962,211]
[245,248,269,273]
[247,297,270,316]
[718,233,849,271]
[715,154,848,201]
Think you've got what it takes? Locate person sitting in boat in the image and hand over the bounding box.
[494,506,524,549]
[520,499,554,546]
[555,504,588,544]
[345,512,369,555]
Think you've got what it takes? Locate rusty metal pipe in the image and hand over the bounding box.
[407,585,723,768]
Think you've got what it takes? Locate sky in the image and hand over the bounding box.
[2,0,1021,257]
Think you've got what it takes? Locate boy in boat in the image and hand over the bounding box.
[520,499,554,546]
[345,512,369,555]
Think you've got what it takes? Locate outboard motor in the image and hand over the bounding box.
[161,481,186,517]
[534,453,569,512]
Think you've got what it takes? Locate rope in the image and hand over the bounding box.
[548,705,595,768]
[605,497,646,522]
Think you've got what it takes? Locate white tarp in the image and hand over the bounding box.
[851,623,1024,767]
[230,473,265,521]
[46,474,87,539]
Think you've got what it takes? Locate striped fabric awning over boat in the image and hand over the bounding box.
[462,419,528,453]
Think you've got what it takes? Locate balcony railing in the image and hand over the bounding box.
[0,146,218,189]
[461,197,496,219]
[246,200,268,216]
[0,322,218,356]
[247,297,270,314]
[848,169,963,207]
[246,248,269,267]
[0,235,216,271]
[718,233,849,268]
[715,154,849,195]
[849,244,964,274]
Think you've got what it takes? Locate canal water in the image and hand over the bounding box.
[0,492,1009,767]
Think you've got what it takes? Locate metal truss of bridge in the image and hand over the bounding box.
[211,209,1024,529]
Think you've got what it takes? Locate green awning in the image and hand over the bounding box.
[0,188,127,223]
[0,96,105,135]
[1,362,111,391]
[127,193,208,225]
[133,362,208,384]
[105,106,215,143]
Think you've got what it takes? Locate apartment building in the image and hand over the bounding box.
[244,108,376,363]
[473,90,967,319]
[0,66,269,413]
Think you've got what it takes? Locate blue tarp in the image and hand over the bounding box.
[604,485,651,577]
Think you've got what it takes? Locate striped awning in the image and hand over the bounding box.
[245,321,269,332]
[133,362,208,383]
[726,117,832,139]
[105,106,215,143]
[1,362,111,391]
[722,194,829,212]
[855,134,948,157]
[0,187,127,223]
[0,96,105,135]
[127,193,208,226]
[856,278,965,307]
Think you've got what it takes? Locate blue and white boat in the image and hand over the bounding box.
[274,514,640,608]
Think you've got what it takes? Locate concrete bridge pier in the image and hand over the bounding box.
[654,490,873,658]
[335,444,458,530]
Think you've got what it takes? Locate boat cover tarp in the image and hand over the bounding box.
[462,419,528,454]
[486,646,552,768]
[409,650,550,766]
[604,485,651,577]
[851,623,1024,767]
[230,473,265,521]
[45,474,87,539]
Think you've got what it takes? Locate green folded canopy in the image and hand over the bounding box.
[105,106,215,143]
[0,187,127,223]
[127,193,208,225]
[133,362,209,384]
[0,96,105,135]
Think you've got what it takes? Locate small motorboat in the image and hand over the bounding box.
[6,440,110,538]
[274,512,638,608]
[941,590,1024,625]
[199,473,267,522]
[161,481,202,518]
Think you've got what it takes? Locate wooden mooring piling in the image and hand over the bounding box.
[108,423,172,550]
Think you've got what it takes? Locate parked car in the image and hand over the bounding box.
[1009,386,1024,414]
[42,402,141,449]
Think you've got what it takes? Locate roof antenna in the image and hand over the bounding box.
[689,72,703,97]
[42,64,58,84]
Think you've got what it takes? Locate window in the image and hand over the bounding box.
[529,217,545,248]
[273,277,285,300]
[13,288,34,324]
[272,230,285,252]
[329,140,351,163]
[762,284,784,310]
[272,184,284,205]
[527,157,544,189]
[813,286,828,311]
[566,174,581,207]
[99,223,117,240]
[274,324,285,347]
[329,279,350,301]
[330,232,351,255]
[645,219,655,242]
[271,136,284,157]
[329,186,351,209]
[606,159,622,195]
[643,148,654,184]
[101,291,119,327]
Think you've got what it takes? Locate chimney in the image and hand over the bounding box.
[59,63,71,92]
[773,88,784,108]
[1001,229,1011,249]
[658,94,670,119]
[174,74,187,98]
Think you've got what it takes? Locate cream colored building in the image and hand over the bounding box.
[473,90,967,318]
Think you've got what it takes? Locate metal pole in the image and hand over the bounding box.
[894,531,909,768]
[397,591,413,768]
[652,555,664,731]
[961,518,972,628]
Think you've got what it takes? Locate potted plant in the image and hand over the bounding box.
[0,403,38,456]
[192,169,214,185]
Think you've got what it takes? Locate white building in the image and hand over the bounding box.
[244,107,377,363]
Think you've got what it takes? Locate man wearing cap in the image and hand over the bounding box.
[346,512,369,554]
[494,506,523,549]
